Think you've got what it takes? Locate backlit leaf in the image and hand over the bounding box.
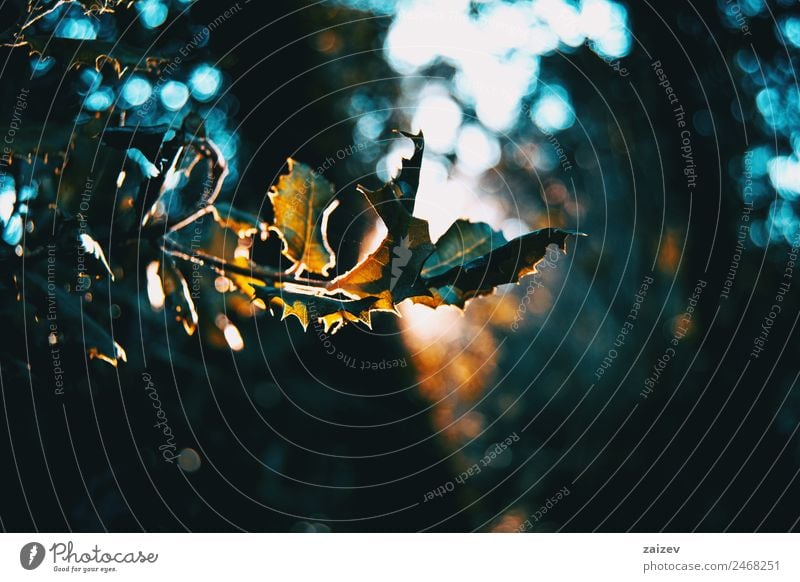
[421,219,508,279]
[268,159,338,277]
[155,130,582,335]
[420,228,582,307]
[251,284,377,333]
[327,131,434,310]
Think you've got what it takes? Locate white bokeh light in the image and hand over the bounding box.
[411,88,463,153]
[456,123,501,176]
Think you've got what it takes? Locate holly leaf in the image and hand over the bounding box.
[327,131,434,311]
[251,284,377,333]
[421,219,508,279]
[268,159,339,277]
[419,228,582,307]
[152,128,584,337]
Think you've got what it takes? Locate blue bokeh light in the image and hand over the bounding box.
[0,180,14,226]
[2,213,23,246]
[30,56,55,78]
[18,183,38,202]
[189,65,222,102]
[127,148,160,178]
[136,0,169,29]
[531,85,575,133]
[79,69,102,94]
[54,18,98,40]
[780,17,800,48]
[84,87,115,112]
[160,81,190,111]
[121,77,153,107]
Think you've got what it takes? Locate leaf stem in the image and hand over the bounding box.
[159,236,329,289]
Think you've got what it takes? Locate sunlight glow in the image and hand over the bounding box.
[411,157,506,240]
[382,0,630,133]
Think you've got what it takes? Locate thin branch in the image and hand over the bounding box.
[159,236,329,290]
